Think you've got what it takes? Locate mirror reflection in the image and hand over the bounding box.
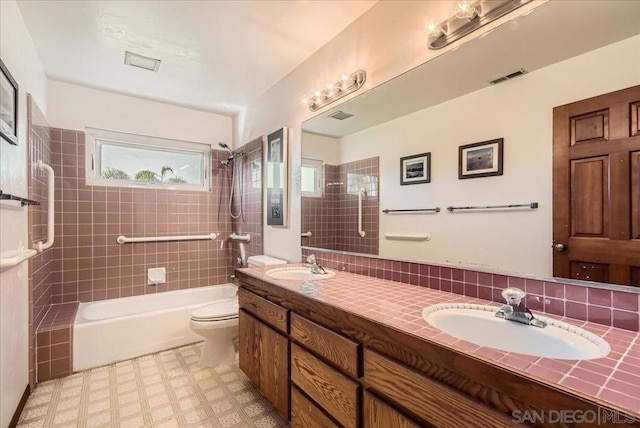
[301,1,640,285]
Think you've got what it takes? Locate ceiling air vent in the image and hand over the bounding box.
[124,51,161,72]
[328,111,354,120]
[488,69,527,85]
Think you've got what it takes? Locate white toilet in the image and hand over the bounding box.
[189,255,286,367]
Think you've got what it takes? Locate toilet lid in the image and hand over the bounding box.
[191,298,239,321]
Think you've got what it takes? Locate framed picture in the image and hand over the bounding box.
[266,127,288,226]
[458,138,503,179]
[400,152,431,185]
[0,58,18,145]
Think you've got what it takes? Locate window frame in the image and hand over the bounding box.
[301,158,324,198]
[85,127,212,192]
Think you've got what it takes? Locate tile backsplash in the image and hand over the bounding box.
[302,249,640,332]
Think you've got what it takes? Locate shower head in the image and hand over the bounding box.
[218,142,233,155]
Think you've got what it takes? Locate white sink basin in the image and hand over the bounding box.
[266,267,336,281]
[422,304,610,360]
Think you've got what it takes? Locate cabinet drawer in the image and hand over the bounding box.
[364,350,514,428]
[291,313,360,378]
[291,344,359,428]
[239,288,288,334]
[291,386,339,428]
[363,391,419,428]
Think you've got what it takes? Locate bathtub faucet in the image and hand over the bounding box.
[305,255,327,275]
[495,287,546,328]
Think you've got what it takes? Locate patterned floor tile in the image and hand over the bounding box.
[18,343,288,427]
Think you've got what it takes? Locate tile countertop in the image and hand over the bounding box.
[238,264,640,417]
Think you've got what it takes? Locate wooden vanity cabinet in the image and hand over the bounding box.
[237,274,633,428]
[363,391,421,428]
[238,289,289,418]
[363,350,516,428]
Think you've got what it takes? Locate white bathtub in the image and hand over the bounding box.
[73,284,237,371]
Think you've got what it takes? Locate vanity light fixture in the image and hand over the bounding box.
[427,0,531,50]
[124,51,161,72]
[302,70,366,112]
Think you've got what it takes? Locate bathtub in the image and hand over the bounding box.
[73,284,237,371]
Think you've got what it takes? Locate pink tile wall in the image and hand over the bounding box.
[302,157,379,255]
[230,137,263,267]
[27,95,56,387]
[50,129,235,303]
[301,249,640,332]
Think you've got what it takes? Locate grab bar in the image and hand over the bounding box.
[382,208,440,213]
[301,231,312,238]
[0,249,38,269]
[358,188,366,238]
[384,233,431,241]
[117,232,218,244]
[35,161,55,252]
[229,233,251,242]
[0,191,40,206]
[447,202,539,212]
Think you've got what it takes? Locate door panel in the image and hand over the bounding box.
[631,102,640,136]
[570,157,608,236]
[553,85,640,286]
[633,151,640,240]
[570,262,609,283]
[571,109,609,145]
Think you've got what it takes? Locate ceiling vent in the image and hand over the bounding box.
[328,111,354,120]
[488,69,527,85]
[124,51,161,72]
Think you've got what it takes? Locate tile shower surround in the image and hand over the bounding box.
[301,156,379,255]
[50,129,235,304]
[301,249,640,332]
[229,137,263,268]
[27,95,57,385]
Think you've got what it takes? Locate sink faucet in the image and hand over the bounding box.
[495,287,547,328]
[305,255,327,275]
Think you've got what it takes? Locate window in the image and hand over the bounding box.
[301,158,323,198]
[86,128,211,191]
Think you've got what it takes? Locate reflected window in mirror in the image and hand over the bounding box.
[301,158,323,198]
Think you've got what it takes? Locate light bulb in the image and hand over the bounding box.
[300,95,309,105]
[454,1,477,19]
[326,83,334,91]
[426,22,443,37]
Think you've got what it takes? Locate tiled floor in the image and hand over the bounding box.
[18,344,289,428]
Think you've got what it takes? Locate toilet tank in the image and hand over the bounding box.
[247,255,287,267]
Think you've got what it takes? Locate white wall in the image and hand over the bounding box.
[47,80,232,146]
[301,133,341,166]
[235,0,542,263]
[0,1,47,425]
[338,35,640,276]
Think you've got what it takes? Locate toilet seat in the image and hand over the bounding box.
[191,298,239,322]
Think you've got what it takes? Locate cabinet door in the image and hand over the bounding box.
[239,309,290,418]
[363,392,420,428]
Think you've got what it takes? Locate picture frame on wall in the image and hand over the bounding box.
[0,58,18,146]
[400,152,431,185]
[266,127,288,226]
[458,138,503,179]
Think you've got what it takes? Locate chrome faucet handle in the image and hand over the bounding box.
[501,287,526,307]
[306,255,316,265]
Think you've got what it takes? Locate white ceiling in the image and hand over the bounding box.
[16,0,377,116]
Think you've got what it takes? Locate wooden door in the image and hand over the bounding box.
[238,309,290,418]
[553,85,640,286]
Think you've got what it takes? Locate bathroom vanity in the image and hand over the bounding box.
[236,266,640,427]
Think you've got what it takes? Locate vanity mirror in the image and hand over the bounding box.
[301,1,640,287]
